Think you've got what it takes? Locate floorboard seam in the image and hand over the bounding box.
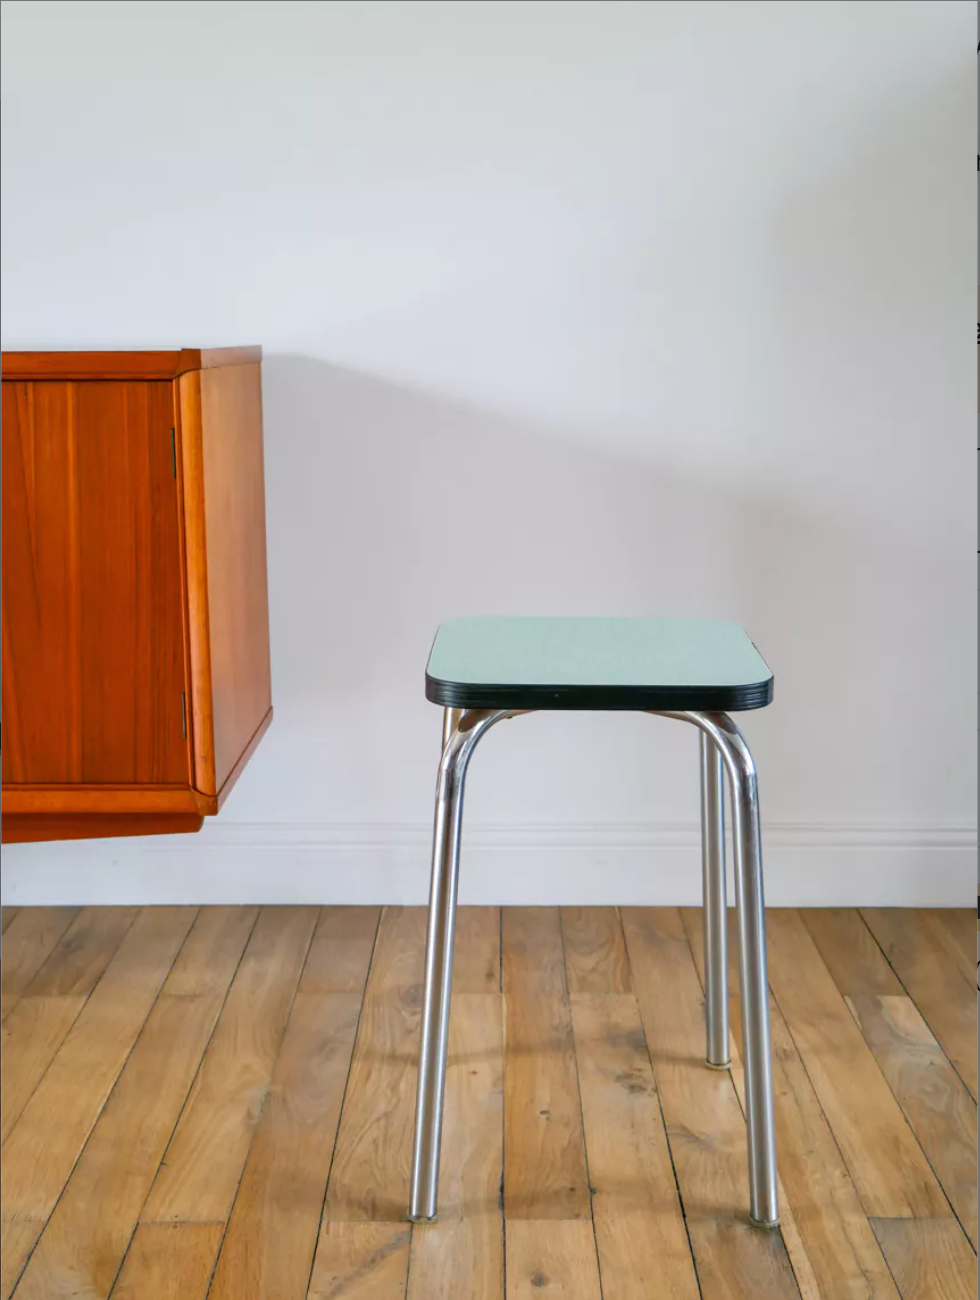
[105,905,263,1298]
[304,905,384,1300]
[12,905,203,1299]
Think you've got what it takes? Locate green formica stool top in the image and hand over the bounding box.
[426,616,773,711]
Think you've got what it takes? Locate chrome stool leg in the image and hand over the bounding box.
[656,710,779,1227]
[699,732,731,1069]
[725,724,779,1227]
[408,706,511,1222]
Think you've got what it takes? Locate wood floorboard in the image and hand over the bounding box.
[0,907,198,1299]
[140,905,318,1225]
[870,1217,977,1300]
[208,992,365,1300]
[561,906,632,994]
[110,1223,224,1300]
[918,911,976,989]
[0,908,21,936]
[569,992,699,1299]
[846,995,977,1249]
[682,907,901,1299]
[502,908,591,1220]
[307,1222,411,1299]
[324,906,426,1221]
[505,1220,602,1299]
[1,906,139,1142]
[621,907,801,1299]
[0,904,974,1299]
[0,907,79,1021]
[766,909,950,1220]
[406,993,504,1300]
[861,909,978,1100]
[11,908,256,1300]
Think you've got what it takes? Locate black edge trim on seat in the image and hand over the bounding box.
[425,673,774,712]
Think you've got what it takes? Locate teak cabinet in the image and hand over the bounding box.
[1,348,273,843]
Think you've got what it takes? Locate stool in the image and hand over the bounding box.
[408,616,779,1229]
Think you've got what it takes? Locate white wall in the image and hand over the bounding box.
[1,0,975,906]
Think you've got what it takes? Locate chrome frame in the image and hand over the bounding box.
[700,731,731,1070]
[408,705,779,1229]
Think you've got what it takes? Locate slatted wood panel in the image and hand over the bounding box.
[0,905,974,1298]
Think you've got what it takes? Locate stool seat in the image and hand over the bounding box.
[426,615,773,712]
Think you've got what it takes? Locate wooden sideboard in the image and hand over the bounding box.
[1,348,272,842]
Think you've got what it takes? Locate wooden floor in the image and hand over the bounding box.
[0,904,975,1299]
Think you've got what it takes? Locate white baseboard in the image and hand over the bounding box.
[1,821,975,907]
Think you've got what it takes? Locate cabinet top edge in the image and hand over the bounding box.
[1,347,262,380]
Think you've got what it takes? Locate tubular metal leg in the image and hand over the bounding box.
[408,707,510,1222]
[726,730,779,1227]
[699,732,730,1069]
[655,710,779,1228]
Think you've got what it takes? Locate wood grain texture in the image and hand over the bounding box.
[765,910,949,1219]
[682,904,898,1300]
[141,906,317,1224]
[308,1223,411,1300]
[0,908,196,1224]
[0,1220,42,1300]
[161,904,260,997]
[561,906,632,994]
[453,905,501,992]
[847,994,977,1248]
[681,915,899,1300]
[110,1223,224,1300]
[1,379,189,790]
[407,994,504,1300]
[25,905,139,997]
[208,993,364,1300]
[767,1000,901,1298]
[570,994,699,1300]
[870,1218,976,1300]
[1,907,137,1141]
[299,905,380,994]
[1,908,20,934]
[176,368,215,795]
[13,996,226,1300]
[0,906,78,1020]
[862,908,978,1099]
[3,905,975,1298]
[1,997,85,1144]
[621,908,800,1298]
[504,1221,602,1299]
[179,360,272,802]
[920,909,977,986]
[325,907,426,1220]
[502,908,590,1220]
[801,908,905,997]
[0,812,203,842]
[1,348,261,381]
[10,908,254,1300]
[1,785,210,813]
